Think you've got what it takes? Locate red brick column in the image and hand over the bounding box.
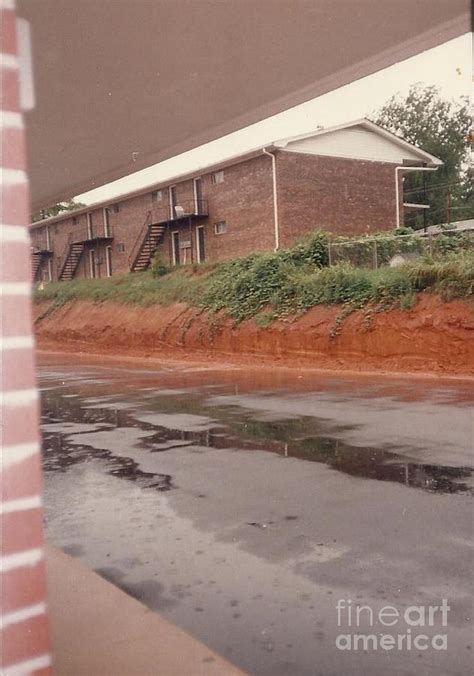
[1,1,51,672]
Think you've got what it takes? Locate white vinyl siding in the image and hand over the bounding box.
[282,126,422,164]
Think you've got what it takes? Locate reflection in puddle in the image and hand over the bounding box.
[41,389,473,496]
[43,431,173,492]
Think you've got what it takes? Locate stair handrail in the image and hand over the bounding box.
[128,210,153,268]
[58,232,74,279]
[32,255,42,282]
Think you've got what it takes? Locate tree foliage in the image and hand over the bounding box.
[32,199,86,223]
[371,84,472,228]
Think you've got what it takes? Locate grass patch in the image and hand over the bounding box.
[35,267,210,310]
[35,230,474,322]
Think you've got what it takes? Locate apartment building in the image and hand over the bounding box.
[30,120,441,282]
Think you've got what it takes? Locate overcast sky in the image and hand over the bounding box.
[76,33,472,205]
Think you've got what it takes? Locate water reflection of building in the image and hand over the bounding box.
[42,393,472,496]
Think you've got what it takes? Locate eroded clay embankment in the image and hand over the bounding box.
[34,295,474,376]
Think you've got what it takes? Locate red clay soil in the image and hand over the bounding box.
[34,294,474,377]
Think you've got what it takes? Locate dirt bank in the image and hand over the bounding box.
[34,295,474,376]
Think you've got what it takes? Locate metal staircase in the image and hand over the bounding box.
[129,213,166,272]
[31,252,42,281]
[59,240,85,281]
[31,247,53,282]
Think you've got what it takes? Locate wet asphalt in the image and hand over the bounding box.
[39,353,474,676]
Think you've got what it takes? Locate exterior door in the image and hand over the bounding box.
[103,208,111,237]
[194,178,203,213]
[172,231,180,265]
[196,225,205,263]
[169,186,177,219]
[105,246,113,276]
[89,249,97,278]
[87,213,93,239]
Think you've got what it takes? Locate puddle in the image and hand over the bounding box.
[43,431,174,491]
[40,388,473,495]
[39,361,474,676]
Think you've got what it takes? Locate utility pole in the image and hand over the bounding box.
[447,190,452,225]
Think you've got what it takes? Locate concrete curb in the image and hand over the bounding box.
[46,545,243,675]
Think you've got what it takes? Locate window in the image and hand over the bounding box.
[113,203,120,213]
[152,189,163,202]
[72,217,77,225]
[116,243,125,253]
[214,221,227,235]
[211,170,224,185]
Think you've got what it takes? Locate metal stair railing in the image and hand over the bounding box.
[32,253,42,281]
[128,210,153,270]
[70,222,114,243]
[58,233,84,280]
[168,198,208,220]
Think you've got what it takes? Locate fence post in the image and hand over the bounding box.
[328,241,332,266]
[373,240,378,269]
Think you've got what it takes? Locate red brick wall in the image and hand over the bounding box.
[1,2,51,673]
[276,151,399,247]
[203,154,275,260]
[29,149,406,278]
[155,155,275,264]
[126,180,196,269]
[30,153,276,275]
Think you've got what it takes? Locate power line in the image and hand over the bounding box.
[403,179,466,196]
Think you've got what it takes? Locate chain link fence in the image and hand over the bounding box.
[327,229,474,270]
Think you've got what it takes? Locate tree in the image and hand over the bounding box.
[32,199,86,223]
[371,84,472,228]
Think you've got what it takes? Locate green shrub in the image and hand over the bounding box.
[254,312,277,328]
[277,230,329,267]
[35,230,474,324]
[151,254,170,277]
[373,269,413,303]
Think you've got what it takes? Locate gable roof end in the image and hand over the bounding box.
[274,118,443,167]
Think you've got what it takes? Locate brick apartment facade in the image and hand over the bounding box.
[29,120,442,282]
